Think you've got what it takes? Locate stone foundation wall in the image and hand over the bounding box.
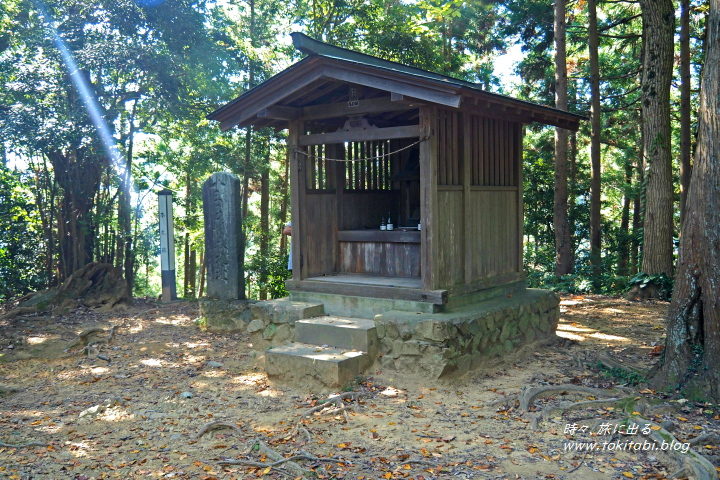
[199,298,324,350]
[374,289,560,378]
[200,289,560,379]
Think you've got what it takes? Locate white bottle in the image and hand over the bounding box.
[380,217,386,231]
[386,212,394,231]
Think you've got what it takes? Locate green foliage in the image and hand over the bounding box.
[627,272,674,300]
[0,163,46,299]
[245,246,291,300]
[593,362,645,386]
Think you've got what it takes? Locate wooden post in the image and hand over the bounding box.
[333,143,346,272]
[420,106,438,290]
[288,119,305,281]
[462,113,473,284]
[516,123,525,273]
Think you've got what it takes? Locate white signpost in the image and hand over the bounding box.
[158,189,177,302]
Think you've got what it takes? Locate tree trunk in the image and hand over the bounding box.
[631,126,645,275]
[48,149,101,282]
[649,0,720,401]
[184,168,192,298]
[279,147,290,255]
[117,99,137,294]
[588,0,603,283]
[239,0,256,299]
[639,0,675,278]
[618,159,633,276]
[259,143,270,301]
[198,248,206,298]
[553,0,573,276]
[679,0,693,223]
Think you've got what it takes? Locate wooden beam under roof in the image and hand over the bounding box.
[302,96,411,119]
[323,65,463,108]
[256,96,414,123]
[299,124,420,146]
[217,68,325,131]
[281,79,335,106]
[391,92,427,106]
[257,105,299,120]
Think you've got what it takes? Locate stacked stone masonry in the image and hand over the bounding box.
[374,289,560,378]
[199,289,560,379]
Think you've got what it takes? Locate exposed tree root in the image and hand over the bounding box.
[642,420,717,480]
[565,451,589,473]
[0,385,20,397]
[517,383,717,480]
[193,420,244,441]
[689,432,720,447]
[595,354,644,372]
[399,458,437,467]
[65,325,118,354]
[0,441,49,448]
[0,307,38,320]
[217,439,340,478]
[519,384,630,413]
[299,391,369,420]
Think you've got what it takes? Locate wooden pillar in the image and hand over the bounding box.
[420,106,438,290]
[462,112,473,284]
[288,119,305,280]
[516,123,525,273]
[332,143,346,271]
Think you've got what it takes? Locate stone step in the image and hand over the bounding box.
[250,298,325,324]
[295,316,378,355]
[265,343,367,389]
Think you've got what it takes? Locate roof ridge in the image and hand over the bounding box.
[290,32,480,89]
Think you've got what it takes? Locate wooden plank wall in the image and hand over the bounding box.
[339,242,420,277]
[437,190,465,287]
[467,190,519,279]
[433,110,522,289]
[304,192,337,276]
[437,109,461,186]
[469,115,518,187]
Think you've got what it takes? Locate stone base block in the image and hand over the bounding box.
[199,299,255,333]
[265,343,366,389]
[288,291,437,317]
[295,317,377,355]
[251,298,324,325]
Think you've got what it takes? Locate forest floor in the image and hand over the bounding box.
[0,294,718,480]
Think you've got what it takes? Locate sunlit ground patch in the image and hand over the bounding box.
[155,315,192,326]
[140,358,180,368]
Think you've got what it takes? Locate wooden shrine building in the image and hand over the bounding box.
[209,33,584,309]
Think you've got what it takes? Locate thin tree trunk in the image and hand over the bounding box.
[618,159,633,276]
[639,0,675,279]
[554,0,573,276]
[184,168,191,298]
[650,0,720,401]
[259,141,270,301]
[588,0,603,283]
[198,248,206,298]
[631,126,645,275]
[239,0,256,298]
[189,249,196,298]
[117,99,137,293]
[279,148,290,254]
[679,0,692,222]
[184,232,190,298]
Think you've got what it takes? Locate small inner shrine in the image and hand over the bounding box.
[209,33,583,309]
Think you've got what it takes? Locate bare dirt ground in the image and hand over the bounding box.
[1,295,718,480]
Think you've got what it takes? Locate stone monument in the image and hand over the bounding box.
[202,172,245,300]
